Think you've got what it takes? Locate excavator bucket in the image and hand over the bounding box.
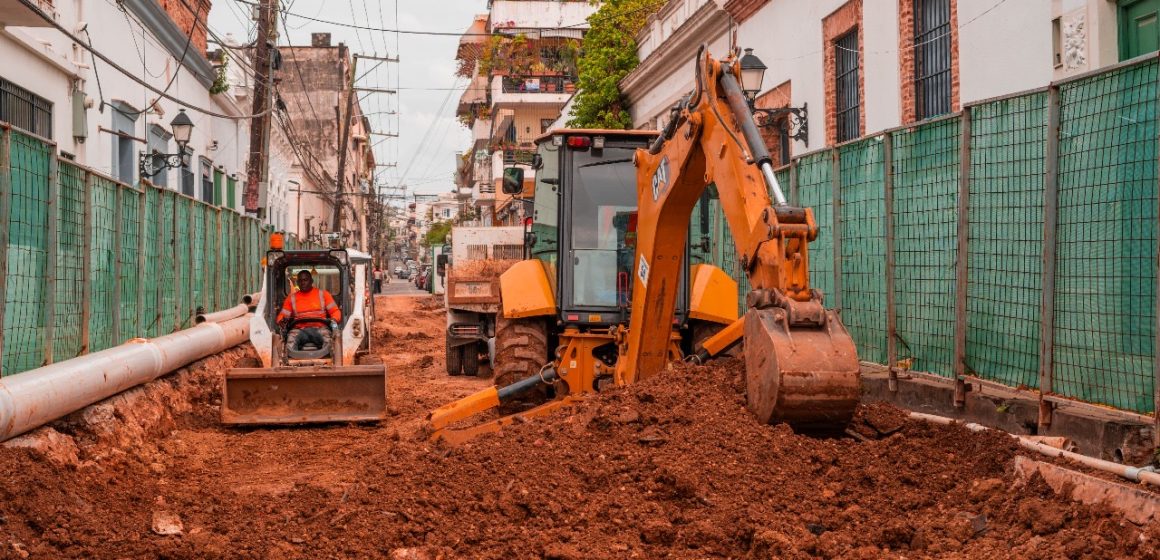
[743,307,861,430]
[221,365,388,425]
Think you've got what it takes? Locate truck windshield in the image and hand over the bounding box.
[570,147,637,308]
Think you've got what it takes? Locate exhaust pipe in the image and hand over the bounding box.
[0,316,250,442]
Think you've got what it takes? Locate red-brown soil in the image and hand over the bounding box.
[0,295,1155,559]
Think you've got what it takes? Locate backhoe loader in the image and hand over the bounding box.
[221,235,387,425]
[428,48,859,443]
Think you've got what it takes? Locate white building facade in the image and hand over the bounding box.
[624,0,1153,159]
[1,0,248,204]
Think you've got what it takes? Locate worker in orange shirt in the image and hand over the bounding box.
[277,270,342,351]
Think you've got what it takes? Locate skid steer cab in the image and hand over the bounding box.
[221,241,387,426]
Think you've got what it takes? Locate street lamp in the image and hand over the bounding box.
[738,48,767,103]
[736,48,809,145]
[139,109,195,179]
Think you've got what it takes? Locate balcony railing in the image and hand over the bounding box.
[500,75,575,94]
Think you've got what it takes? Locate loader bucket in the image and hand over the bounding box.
[744,307,861,430]
[221,365,388,425]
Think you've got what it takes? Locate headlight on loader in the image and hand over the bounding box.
[351,318,363,338]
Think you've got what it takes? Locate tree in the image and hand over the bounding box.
[423,221,453,248]
[567,0,666,129]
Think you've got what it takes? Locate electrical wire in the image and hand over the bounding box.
[16,0,271,119]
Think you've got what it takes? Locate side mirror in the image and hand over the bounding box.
[502,167,524,195]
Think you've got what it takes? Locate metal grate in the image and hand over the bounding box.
[1053,59,1157,413]
[0,77,52,139]
[54,163,86,359]
[966,92,1048,388]
[914,0,953,120]
[838,139,887,365]
[796,152,834,305]
[891,118,960,377]
[834,31,860,143]
[2,130,51,373]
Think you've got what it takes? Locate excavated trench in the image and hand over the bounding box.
[0,294,1157,559]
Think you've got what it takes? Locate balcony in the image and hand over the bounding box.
[489,1,594,36]
[491,75,573,108]
[471,118,491,144]
[472,155,492,184]
[0,0,56,27]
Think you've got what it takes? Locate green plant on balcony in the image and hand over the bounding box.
[569,0,666,129]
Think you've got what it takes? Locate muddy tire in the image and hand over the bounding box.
[462,342,481,377]
[446,342,463,376]
[493,315,549,389]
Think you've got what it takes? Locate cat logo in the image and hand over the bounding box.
[651,156,670,201]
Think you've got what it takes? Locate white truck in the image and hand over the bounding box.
[436,226,524,376]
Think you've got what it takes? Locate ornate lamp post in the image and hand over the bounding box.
[139,109,194,178]
[738,48,809,145]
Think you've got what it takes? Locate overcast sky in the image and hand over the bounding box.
[208,0,489,197]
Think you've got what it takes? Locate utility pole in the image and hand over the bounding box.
[333,52,398,237]
[245,0,277,215]
[332,53,357,235]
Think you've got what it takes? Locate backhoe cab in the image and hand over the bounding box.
[221,242,387,425]
[428,129,739,444]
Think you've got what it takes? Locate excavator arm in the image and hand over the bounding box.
[616,49,860,429]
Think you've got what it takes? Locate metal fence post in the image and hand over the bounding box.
[788,159,799,206]
[154,188,164,336]
[0,128,11,370]
[111,184,123,344]
[136,186,147,336]
[1038,85,1062,434]
[883,132,898,391]
[215,209,223,309]
[172,195,181,332]
[42,154,59,366]
[831,148,843,311]
[80,172,93,354]
[953,108,972,407]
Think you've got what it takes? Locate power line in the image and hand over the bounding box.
[15,0,271,119]
[232,0,595,37]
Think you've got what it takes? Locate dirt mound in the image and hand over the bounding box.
[2,354,1153,559]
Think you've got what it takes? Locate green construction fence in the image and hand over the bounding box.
[696,54,1160,417]
[0,124,317,377]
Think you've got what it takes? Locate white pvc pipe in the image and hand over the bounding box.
[242,292,261,306]
[195,303,250,324]
[909,412,1160,488]
[0,315,250,442]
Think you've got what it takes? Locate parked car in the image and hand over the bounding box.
[394,265,406,278]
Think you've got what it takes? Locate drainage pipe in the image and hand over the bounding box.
[0,315,250,442]
[910,411,1160,488]
[242,292,261,306]
[196,303,251,325]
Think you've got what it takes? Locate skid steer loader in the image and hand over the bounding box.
[221,236,387,425]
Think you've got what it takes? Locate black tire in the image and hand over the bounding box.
[446,342,463,376]
[462,342,481,377]
[493,315,549,388]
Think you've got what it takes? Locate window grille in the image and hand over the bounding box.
[914,0,953,120]
[835,31,860,143]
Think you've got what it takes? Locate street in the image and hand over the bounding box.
[0,294,1154,558]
